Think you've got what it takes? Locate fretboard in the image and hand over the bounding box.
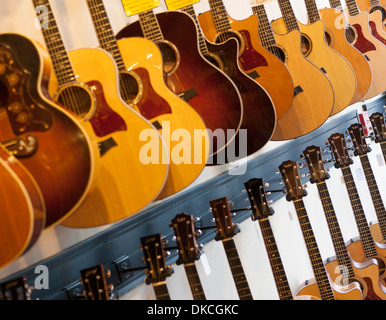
[277,0,300,32]
[345,0,360,16]
[153,282,171,300]
[293,200,335,300]
[86,0,125,71]
[369,0,380,6]
[252,5,277,48]
[184,263,206,300]
[32,0,75,85]
[258,218,293,300]
[304,0,322,24]
[359,155,386,240]
[316,182,356,279]
[329,0,342,8]
[208,0,232,32]
[341,166,378,258]
[381,143,386,166]
[138,10,164,42]
[222,238,253,300]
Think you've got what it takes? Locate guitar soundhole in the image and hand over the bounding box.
[57,84,93,119]
[119,71,142,105]
[370,6,386,21]
[214,31,245,54]
[157,40,180,76]
[324,31,332,46]
[267,45,286,63]
[300,34,311,57]
[345,26,357,45]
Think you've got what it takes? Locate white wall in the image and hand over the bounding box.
[0,0,384,301]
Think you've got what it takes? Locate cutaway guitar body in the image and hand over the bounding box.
[319,8,373,103]
[356,0,386,31]
[368,10,386,44]
[198,12,294,121]
[271,18,356,115]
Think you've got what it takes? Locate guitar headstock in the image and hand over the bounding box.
[244,178,274,221]
[370,112,386,143]
[170,213,201,265]
[0,276,30,300]
[279,160,307,201]
[328,132,353,168]
[348,123,371,156]
[141,234,173,285]
[80,264,112,300]
[210,197,239,241]
[302,145,330,183]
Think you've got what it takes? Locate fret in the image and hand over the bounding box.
[184,263,206,300]
[277,0,300,32]
[304,0,321,24]
[153,282,171,300]
[344,0,360,16]
[222,238,253,300]
[369,0,380,5]
[293,200,335,300]
[207,0,232,32]
[341,167,378,258]
[251,5,277,48]
[359,155,386,240]
[138,10,164,42]
[329,0,343,9]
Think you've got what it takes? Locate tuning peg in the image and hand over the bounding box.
[195,229,203,236]
[171,235,177,241]
[300,154,304,159]
[264,182,269,187]
[228,200,234,207]
[165,251,171,257]
[193,216,201,222]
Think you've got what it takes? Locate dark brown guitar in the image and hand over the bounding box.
[116,10,244,160]
[80,264,116,300]
[370,112,386,164]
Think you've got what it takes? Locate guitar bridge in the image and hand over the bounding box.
[2,135,38,158]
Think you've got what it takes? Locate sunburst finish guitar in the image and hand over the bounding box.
[252,3,334,141]
[272,0,357,116]
[0,32,96,228]
[198,0,294,121]
[33,0,169,228]
[85,0,209,199]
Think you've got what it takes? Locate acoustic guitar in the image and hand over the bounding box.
[354,0,386,41]
[0,276,31,300]
[0,32,96,228]
[305,0,373,104]
[0,144,45,269]
[80,264,116,300]
[303,145,385,300]
[32,0,169,228]
[198,0,294,122]
[330,0,386,100]
[116,10,244,160]
[252,3,334,141]
[370,112,386,167]
[272,0,357,116]
[85,0,209,199]
[177,5,276,158]
[279,160,362,300]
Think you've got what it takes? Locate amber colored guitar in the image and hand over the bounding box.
[33,0,169,228]
[355,0,386,39]
[116,10,243,160]
[328,132,386,286]
[272,0,357,115]
[0,144,45,268]
[305,1,373,104]
[198,0,294,122]
[0,32,96,228]
[303,145,385,300]
[252,3,334,141]
[279,160,362,300]
[85,0,209,199]
[330,0,386,100]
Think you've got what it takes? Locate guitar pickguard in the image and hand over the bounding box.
[369,21,386,45]
[351,24,377,53]
[238,30,268,71]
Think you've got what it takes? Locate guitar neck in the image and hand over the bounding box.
[359,154,386,240]
[328,0,342,8]
[180,5,209,54]
[184,263,206,300]
[293,199,335,300]
[138,10,164,42]
[222,238,253,300]
[251,5,277,48]
[369,0,380,6]
[152,282,171,300]
[381,143,386,167]
[304,0,322,24]
[316,181,356,278]
[345,0,361,16]
[258,218,293,300]
[207,0,232,32]
[32,0,75,85]
[341,166,378,259]
[85,0,125,71]
[277,0,300,32]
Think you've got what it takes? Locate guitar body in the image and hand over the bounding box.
[48,48,169,228]
[356,0,386,28]
[268,29,334,140]
[368,10,386,45]
[198,12,294,120]
[0,33,97,228]
[272,18,357,115]
[344,11,386,100]
[204,38,276,156]
[0,144,45,268]
[116,11,243,158]
[319,8,373,104]
[117,37,209,198]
